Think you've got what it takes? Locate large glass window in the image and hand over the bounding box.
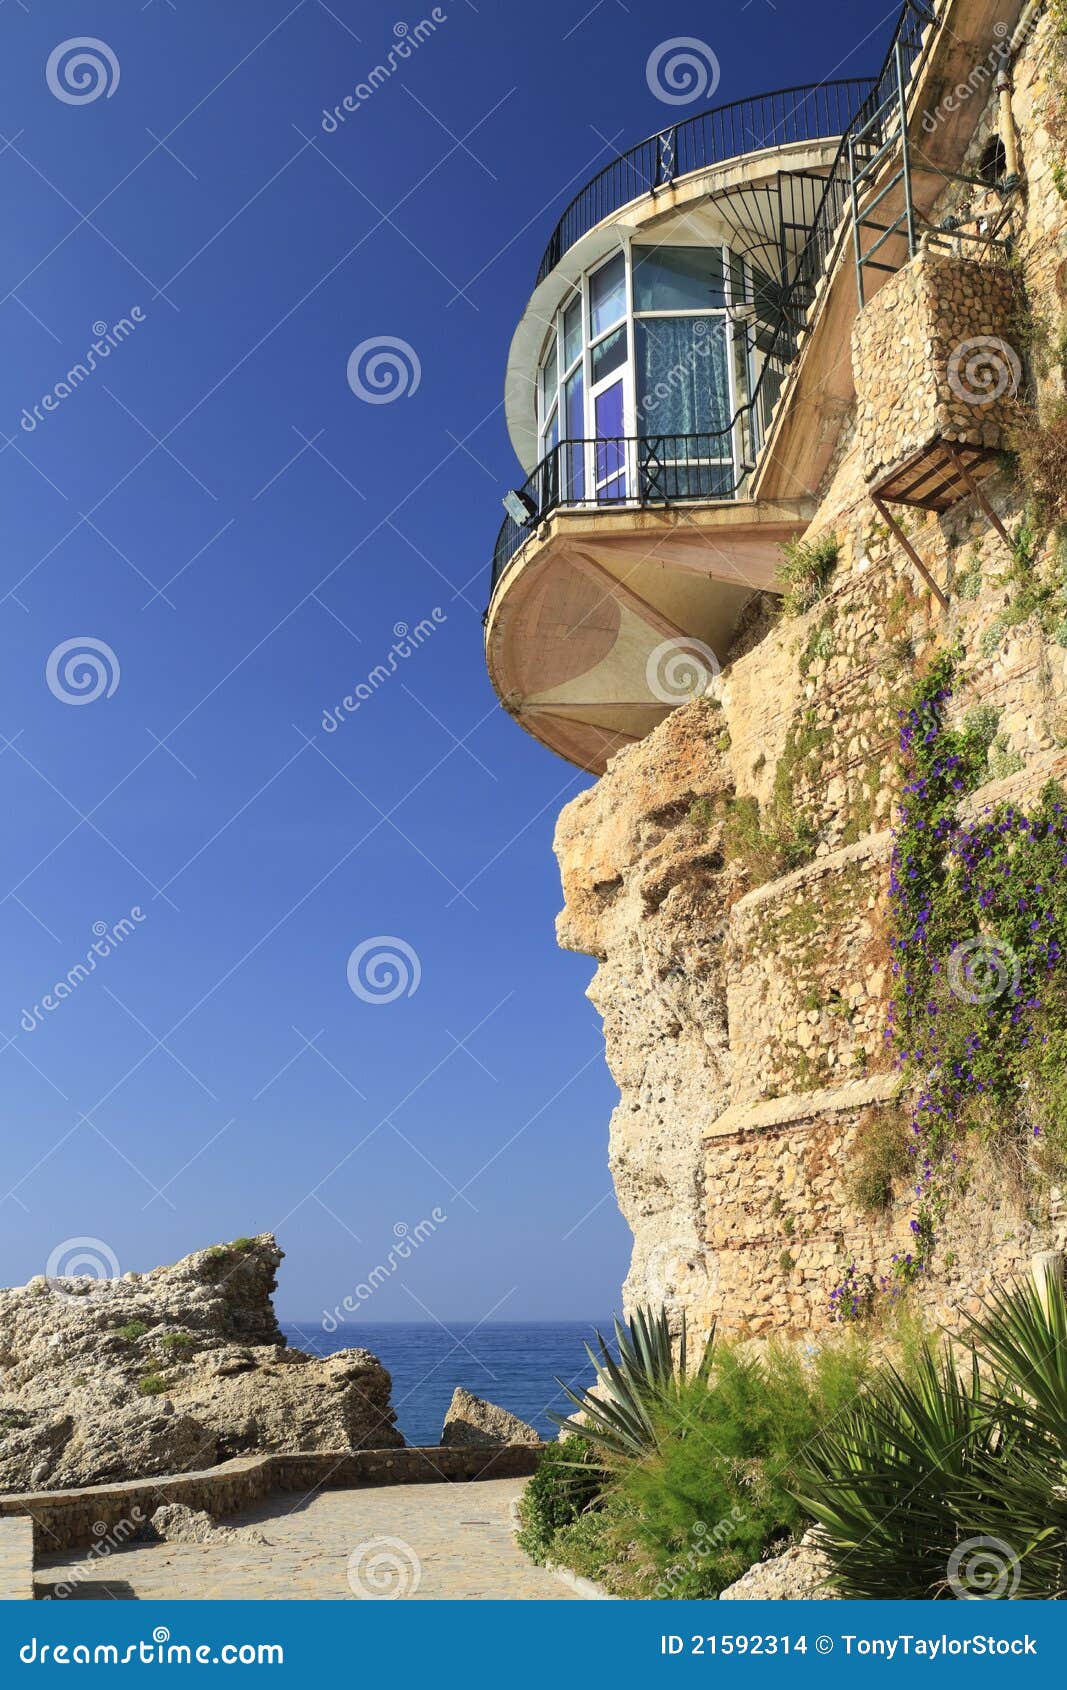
[632,246,726,312]
[533,239,786,503]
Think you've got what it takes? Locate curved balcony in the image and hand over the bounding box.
[535,80,876,289]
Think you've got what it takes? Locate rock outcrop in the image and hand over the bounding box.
[0,1235,401,1493]
[440,1388,540,1448]
[718,1532,838,1601]
[555,701,735,1336]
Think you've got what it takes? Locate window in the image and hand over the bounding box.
[533,240,763,506]
[632,245,726,312]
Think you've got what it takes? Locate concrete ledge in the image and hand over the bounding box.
[732,829,891,916]
[706,1071,899,1139]
[0,1444,544,1555]
[0,1519,33,1600]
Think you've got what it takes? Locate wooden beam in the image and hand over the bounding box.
[944,441,1013,551]
[872,493,949,610]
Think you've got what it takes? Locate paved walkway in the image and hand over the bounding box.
[35,1479,577,1601]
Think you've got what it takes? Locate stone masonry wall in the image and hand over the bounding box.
[555,4,1067,1342]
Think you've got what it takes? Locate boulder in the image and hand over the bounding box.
[0,1234,402,1493]
[440,1386,540,1448]
[148,1504,270,1546]
[718,1530,839,1600]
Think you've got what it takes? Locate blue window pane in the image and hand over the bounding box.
[565,369,585,500]
[589,253,625,339]
[632,246,726,312]
[591,324,627,385]
[594,380,626,498]
[563,297,582,369]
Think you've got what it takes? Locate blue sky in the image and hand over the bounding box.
[0,0,898,1321]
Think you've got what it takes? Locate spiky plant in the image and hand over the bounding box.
[795,1274,1067,1599]
[552,1305,714,1462]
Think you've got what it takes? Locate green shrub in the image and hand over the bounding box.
[848,1105,911,1212]
[797,1275,1067,1599]
[515,1437,604,1564]
[116,1321,148,1342]
[137,1375,167,1397]
[778,532,841,617]
[229,1236,256,1251]
[554,1305,713,1461]
[159,1331,195,1358]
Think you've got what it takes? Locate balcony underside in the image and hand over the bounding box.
[485,499,813,774]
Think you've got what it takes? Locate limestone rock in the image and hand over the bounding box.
[718,1531,838,1600]
[148,1503,271,1546]
[440,1387,540,1447]
[0,1234,401,1493]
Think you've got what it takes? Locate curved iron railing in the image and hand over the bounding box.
[489,1,937,609]
[535,79,877,288]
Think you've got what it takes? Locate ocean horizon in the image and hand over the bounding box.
[281,1319,612,1447]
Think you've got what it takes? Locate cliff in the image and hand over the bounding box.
[555,6,1067,1341]
[0,1235,400,1493]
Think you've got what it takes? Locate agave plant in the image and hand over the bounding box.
[552,1304,715,1461]
[794,1273,1067,1599]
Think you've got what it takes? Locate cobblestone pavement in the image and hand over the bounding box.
[35,1478,578,1601]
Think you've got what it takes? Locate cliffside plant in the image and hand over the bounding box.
[554,1305,714,1460]
[778,532,841,617]
[137,1374,167,1397]
[515,1435,604,1564]
[843,649,1067,1310]
[797,1274,1067,1599]
[537,1325,877,1598]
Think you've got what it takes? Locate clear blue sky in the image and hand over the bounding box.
[0,0,897,1321]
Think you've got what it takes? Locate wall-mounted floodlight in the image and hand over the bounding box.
[503,488,538,526]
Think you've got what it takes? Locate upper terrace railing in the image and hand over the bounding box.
[490,2,938,608]
[535,80,877,287]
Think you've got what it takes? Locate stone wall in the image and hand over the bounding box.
[555,4,1067,1342]
[0,1445,544,1556]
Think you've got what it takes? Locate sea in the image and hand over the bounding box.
[280,1320,609,1447]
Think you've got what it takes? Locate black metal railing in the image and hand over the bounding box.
[536,79,877,287]
[489,1,939,608]
[492,432,752,592]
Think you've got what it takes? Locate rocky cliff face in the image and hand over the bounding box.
[0,1235,400,1494]
[555,705,738,1335]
